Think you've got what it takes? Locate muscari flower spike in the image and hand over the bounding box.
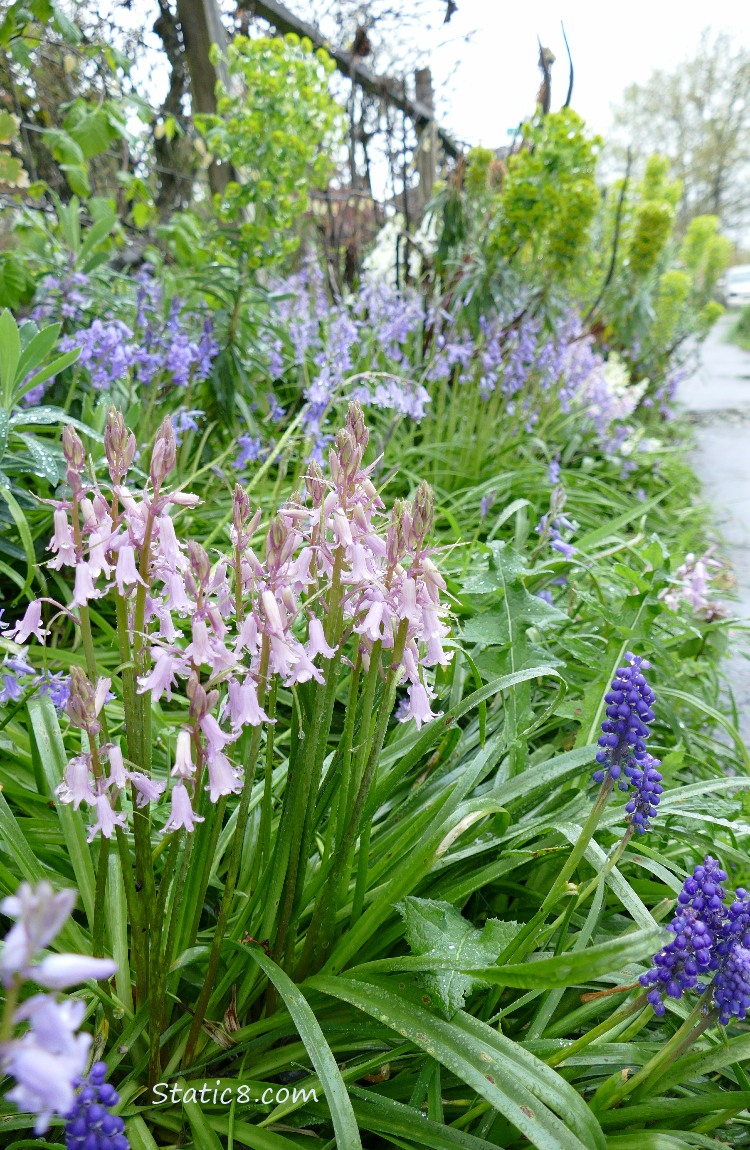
[639,856,726,1014]
[65,1061,129,1149]
[640,857,750,1024]
[624,753,664,835]
[593,652,662,833]
[593,653,656,786]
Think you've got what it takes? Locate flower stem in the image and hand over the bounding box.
[545,991,649,1067]
[0,980,19,1043]
[183,637,269,1065]
[296,622,408,979]
[147,830,181,1090]
[597,992,713,1110]
[91,835,111,957]
[498,776,614,967]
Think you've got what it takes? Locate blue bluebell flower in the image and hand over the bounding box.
[235,435,266,470]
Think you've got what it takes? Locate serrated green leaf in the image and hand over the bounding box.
[397,896,520,1017]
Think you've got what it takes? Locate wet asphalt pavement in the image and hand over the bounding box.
[679,316,750,742]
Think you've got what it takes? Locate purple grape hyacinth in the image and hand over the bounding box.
[713,945,750,1024]
[65,1062,129,1149]
[640,857,726,1014]
[593,653,656,789]
[624,753,663,835]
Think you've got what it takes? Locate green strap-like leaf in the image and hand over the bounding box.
[27,695,96,927]
[0,307,20,404]
[467,925,665,988]
[0,482,36,594]
[14,321,61,384]
[309,973,605,1150]
[234,944,363,1149]
[351,1086,499,1148]
[180,1081,225,1150]
[0,789,87,953]
[13,346,81,404]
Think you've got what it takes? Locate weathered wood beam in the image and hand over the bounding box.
[244,0,462,158]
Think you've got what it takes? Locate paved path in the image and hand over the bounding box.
[679,316,750,741]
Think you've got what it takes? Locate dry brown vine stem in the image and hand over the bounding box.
[580,980,642,1003]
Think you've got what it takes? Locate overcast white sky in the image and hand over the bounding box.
[421,0,750,145]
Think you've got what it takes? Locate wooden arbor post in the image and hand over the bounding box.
[415,67,437,216]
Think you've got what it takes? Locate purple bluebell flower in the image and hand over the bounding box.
[267,338,284,379]
[171,408,205,445]
[394,694,411,723]
[235,435,266,470]
[164,332,197,387]
[1,882,77,984]
[592,653,656,789]
[548,456,561,485]
[195,318,218,381]
[367,378,431,421]
[268,394,285,423]
[1,995,91,1133]
[65,1061,129,1149]
[36,671,71,709]
[536,590,554,606]
[551,535,577,560]
[31,268,90,326]
[21,377,49,407]
[536,487,577,560]
[61,321,135,391]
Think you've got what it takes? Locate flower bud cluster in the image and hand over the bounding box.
[535,485,577,560]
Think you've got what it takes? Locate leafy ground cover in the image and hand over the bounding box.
[728,305,750,351]
[1,12,749,1150]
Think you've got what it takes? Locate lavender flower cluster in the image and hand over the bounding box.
[31,267,217,402]
[0,882,117,1134]
[261,262,650,465]
[0,641,70,711]
[535,484,577,561]
[7,402,451,840]
[641,857,750,1025]
[592,653,663,835]
[31,267,91,326]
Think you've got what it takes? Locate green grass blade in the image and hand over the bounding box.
[309,973,605,1150]
[27,694,96,927]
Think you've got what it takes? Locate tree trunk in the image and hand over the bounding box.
[175,0,231,195]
